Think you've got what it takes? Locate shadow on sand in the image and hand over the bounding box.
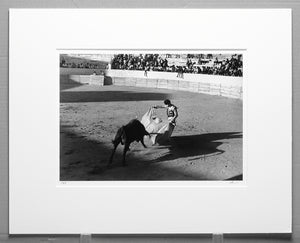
[60,127,242,181]
[226,174,243,180]
[152,132,242,163]
[60,90,172,103]
[60,79,84,91]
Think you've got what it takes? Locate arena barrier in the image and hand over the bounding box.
[104,70,243,99]
[60,74,104,86]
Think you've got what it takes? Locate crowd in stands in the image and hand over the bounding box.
[111,54,243,77]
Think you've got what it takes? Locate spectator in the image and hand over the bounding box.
[109,54,243,77]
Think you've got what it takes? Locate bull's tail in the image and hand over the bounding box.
[144,129,150,137]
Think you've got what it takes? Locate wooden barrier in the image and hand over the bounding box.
[167,80,179,90]
[105,69,242,99]
[60,74,104,85]
[61,71,242,99]
[157,79,168,89]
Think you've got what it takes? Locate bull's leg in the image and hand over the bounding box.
[122,144,130,166]
[108,142,119,166]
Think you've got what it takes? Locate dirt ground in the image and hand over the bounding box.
[60,83,242,180]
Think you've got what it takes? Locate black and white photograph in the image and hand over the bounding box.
[60,52,243,181]
[8,9,292,235]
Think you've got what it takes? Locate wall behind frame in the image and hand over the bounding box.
[0,0,299,242]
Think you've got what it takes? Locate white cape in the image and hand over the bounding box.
[141,108,175,145]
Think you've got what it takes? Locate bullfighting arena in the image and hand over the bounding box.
[60,82,242,181]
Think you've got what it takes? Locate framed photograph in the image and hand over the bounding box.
[9,9,291,234]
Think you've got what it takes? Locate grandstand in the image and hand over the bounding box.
[110,53,243,77]
[60,53,243,77]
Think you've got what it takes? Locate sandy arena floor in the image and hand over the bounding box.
[60,83,242,180]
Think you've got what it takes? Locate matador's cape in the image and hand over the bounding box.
[141,107,175,145]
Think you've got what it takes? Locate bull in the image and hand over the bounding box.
[108,119,150,166]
